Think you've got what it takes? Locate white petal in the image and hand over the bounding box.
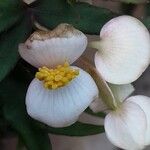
[108,83,135,102]
[19,24,87,68]
[127,95,150,146]
[90,83,134,113]
[89,97,107,113]
[23,0,36,4]
[105,101,147,150]
[79,112,104,125]
[92,15,150,84]
[26,67,98,127]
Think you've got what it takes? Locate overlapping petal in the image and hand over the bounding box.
[77,58,135,112]
[127,96,150,146]
[91,15,150,84]
[90,83,134,113]
[19,24,87,68]
[26,67,98,127]
[105,101,147,150]
[108,83,134,102]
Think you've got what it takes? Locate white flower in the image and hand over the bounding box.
[26,66,98,127]
[88,66,150,150]
[19,24,98,127]
[105,95,150,150]
[90,15,150,84]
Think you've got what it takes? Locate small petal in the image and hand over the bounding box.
[90,97,107,113]
[26,67,98,127]
[91,15,150,84]
[23,0,36,4]
[127,96,150,146]
[79,112,104,125]
[90,83,134,113]
[108,83,134,102]
[19,24,87,68]
[105,101,147,150]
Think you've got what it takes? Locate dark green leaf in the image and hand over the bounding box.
[0,11,23,33]
[0,65,52,150]
[143,4,150,29]
[0,17,31,82]
[43,122,104,136]
[0,0,24,33]
[144,17,150,29]
[34,0,115,34]
[0,0,21,10]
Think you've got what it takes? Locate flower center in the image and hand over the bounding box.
[35,62,79,90]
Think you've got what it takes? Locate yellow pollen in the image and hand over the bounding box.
[35,62,79,90]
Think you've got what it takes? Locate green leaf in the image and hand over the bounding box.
[34,0,115,34]
[0,11,23,33]
[144,17,150,29]
[0,65,52,150]
[42,122,104,136]
[0,0,21,10]
[143,4,150,29]
[0,0,24,33]
[0,17,31,82]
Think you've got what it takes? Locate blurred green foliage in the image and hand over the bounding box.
[0,0,150,150]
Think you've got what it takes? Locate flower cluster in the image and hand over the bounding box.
[89,16,150,150]
[19,16,150,149]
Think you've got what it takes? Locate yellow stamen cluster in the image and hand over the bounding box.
[35,62,79,90]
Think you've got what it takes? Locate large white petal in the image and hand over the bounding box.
[26,67,98,127]
[108,83,135,102]
[19,24,87,68]
[105,101,147,150]
[92,15,150,84]
[127,95,150,146]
